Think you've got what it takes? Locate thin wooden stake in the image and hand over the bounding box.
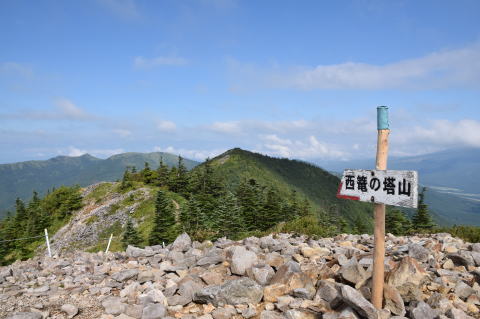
[44,229,52,258]
[371,106,390,309]
[105,233,113,253]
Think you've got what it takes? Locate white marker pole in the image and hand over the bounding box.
[44,229,52,258]
[105,233,113,253]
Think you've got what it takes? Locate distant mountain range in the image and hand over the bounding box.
[316,148,480,226]
[0,152,199,217]
[1,147,479,226]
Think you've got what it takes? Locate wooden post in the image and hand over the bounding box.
[105,233,113,254]
[44,229,52,258]
[371,106,389,309]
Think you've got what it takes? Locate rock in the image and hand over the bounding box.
[448,253,475,267]
[219,277,263,305]
[141,304,167,319]
[194,278,263,306]
[102,296,127,315]
[284,309,317,319]
[315,280,342,308]
[211,307,236,319]
[126,245,155,258]
[472,243,480,253]
[138,270,154,283]
[241,304,257,318]
[455,281,475,300]
[264,283,288,302]
[171,233,192,252]
[230,246,257,276]
[340,284,379,319]
[411,301,436,319]
[6,313,42,319]
[300,246,330,258]
[260,311,286,319]
[340,257,369,286]
[447,308,475,319]
[383,284,406,316]
[292,287,315,299]
[112,269,139,282]
[251,264,275,285]
[408,243,429,262]
[61,304,79,318]
[386,256,428,302]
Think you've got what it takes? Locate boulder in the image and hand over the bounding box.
[142,304,167,319]
[229,246,258,276]
[61,304,79,318]
[126,245,155,258]
[194,278,263,306]
[340,284,379,319]
[112,269,139,282]
[410,301,436,319]
[386,256,428,302]
[171,233,192,252]
[408,243,429,263]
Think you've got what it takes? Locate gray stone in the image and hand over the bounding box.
[212,307,236,319]
[291,287,315,299]
[126,245,155,258]
[411,301,436,319]
[61,304,79,318]
[384,284,406,316]
[112,269,139,282]
[472,243,480,253]
[251,264,275,285]
[455,281,475,299]
[242,304,257,318]
[448,253,475,267]
[102,296,127,315]
[138,270,154,283]
[315,280,342,308]
[408,243,429,263]
[230,246,258,276]
[170,233,192,252]
[194,278,263,306]
[447,308,474,319]
[6,313,42,319]
[340,257,369,286]
[340,284,379,319]
[142,303,167,319]
[260,311,286,319]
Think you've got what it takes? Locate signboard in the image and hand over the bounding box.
[337,169,418,208]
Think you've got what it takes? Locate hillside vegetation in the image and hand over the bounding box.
[2,148,479,266]
[0,151,198,217]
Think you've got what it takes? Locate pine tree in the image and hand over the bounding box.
[299,198,312,218]
[156,157,170,187]
[122,218,142,249]
[236,179,261,231]
[412,187,435,232]
[120,167,133,190]
[353,215,370,234]
[386,209,411,235]
[13,198,27,237]
[142,162,155,184]
[260,188,282,230]
[214,192,244,239]
[175,156,189,195]
[180,195,205,236]
[149,191,176,245]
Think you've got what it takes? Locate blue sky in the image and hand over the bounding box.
[1,0,479,164]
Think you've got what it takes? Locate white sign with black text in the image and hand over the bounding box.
[337,169,418,208]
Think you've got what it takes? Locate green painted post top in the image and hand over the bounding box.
[377,106,389,130]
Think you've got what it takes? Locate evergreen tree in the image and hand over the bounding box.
[236,179,261,231]
[259,188,282,230]
[412,187,435,231]
[353,215,370,234]
[386,209,411,235]
[175,156,189,195]
[214,192,244,239]
[149,191,176,245]
[120,167,133,190]
[180,195,205,236]
[299,198,312,218]
[13,198,27,237]
[142,162,155,184]
[156,157,170,187]
[122,218,142,248]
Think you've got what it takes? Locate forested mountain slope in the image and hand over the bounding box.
[0,152,198,218]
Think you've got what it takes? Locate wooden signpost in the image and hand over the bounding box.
[336,106,418,309]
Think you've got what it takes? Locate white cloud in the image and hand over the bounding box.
[396,119,480,148]
[97,0,140,20]
[156,120,177,132]
[153,146,224,161]
[209,121,242,134]
[112,129,132,137]
[134,56,188,69]
[65,146,124,158]
[230,43,480,90]
[0,62,33,78]
[55,98,93,120]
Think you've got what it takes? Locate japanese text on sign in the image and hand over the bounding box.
[337,169,418,208]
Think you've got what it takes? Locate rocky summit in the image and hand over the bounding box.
[1,232,480,319]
